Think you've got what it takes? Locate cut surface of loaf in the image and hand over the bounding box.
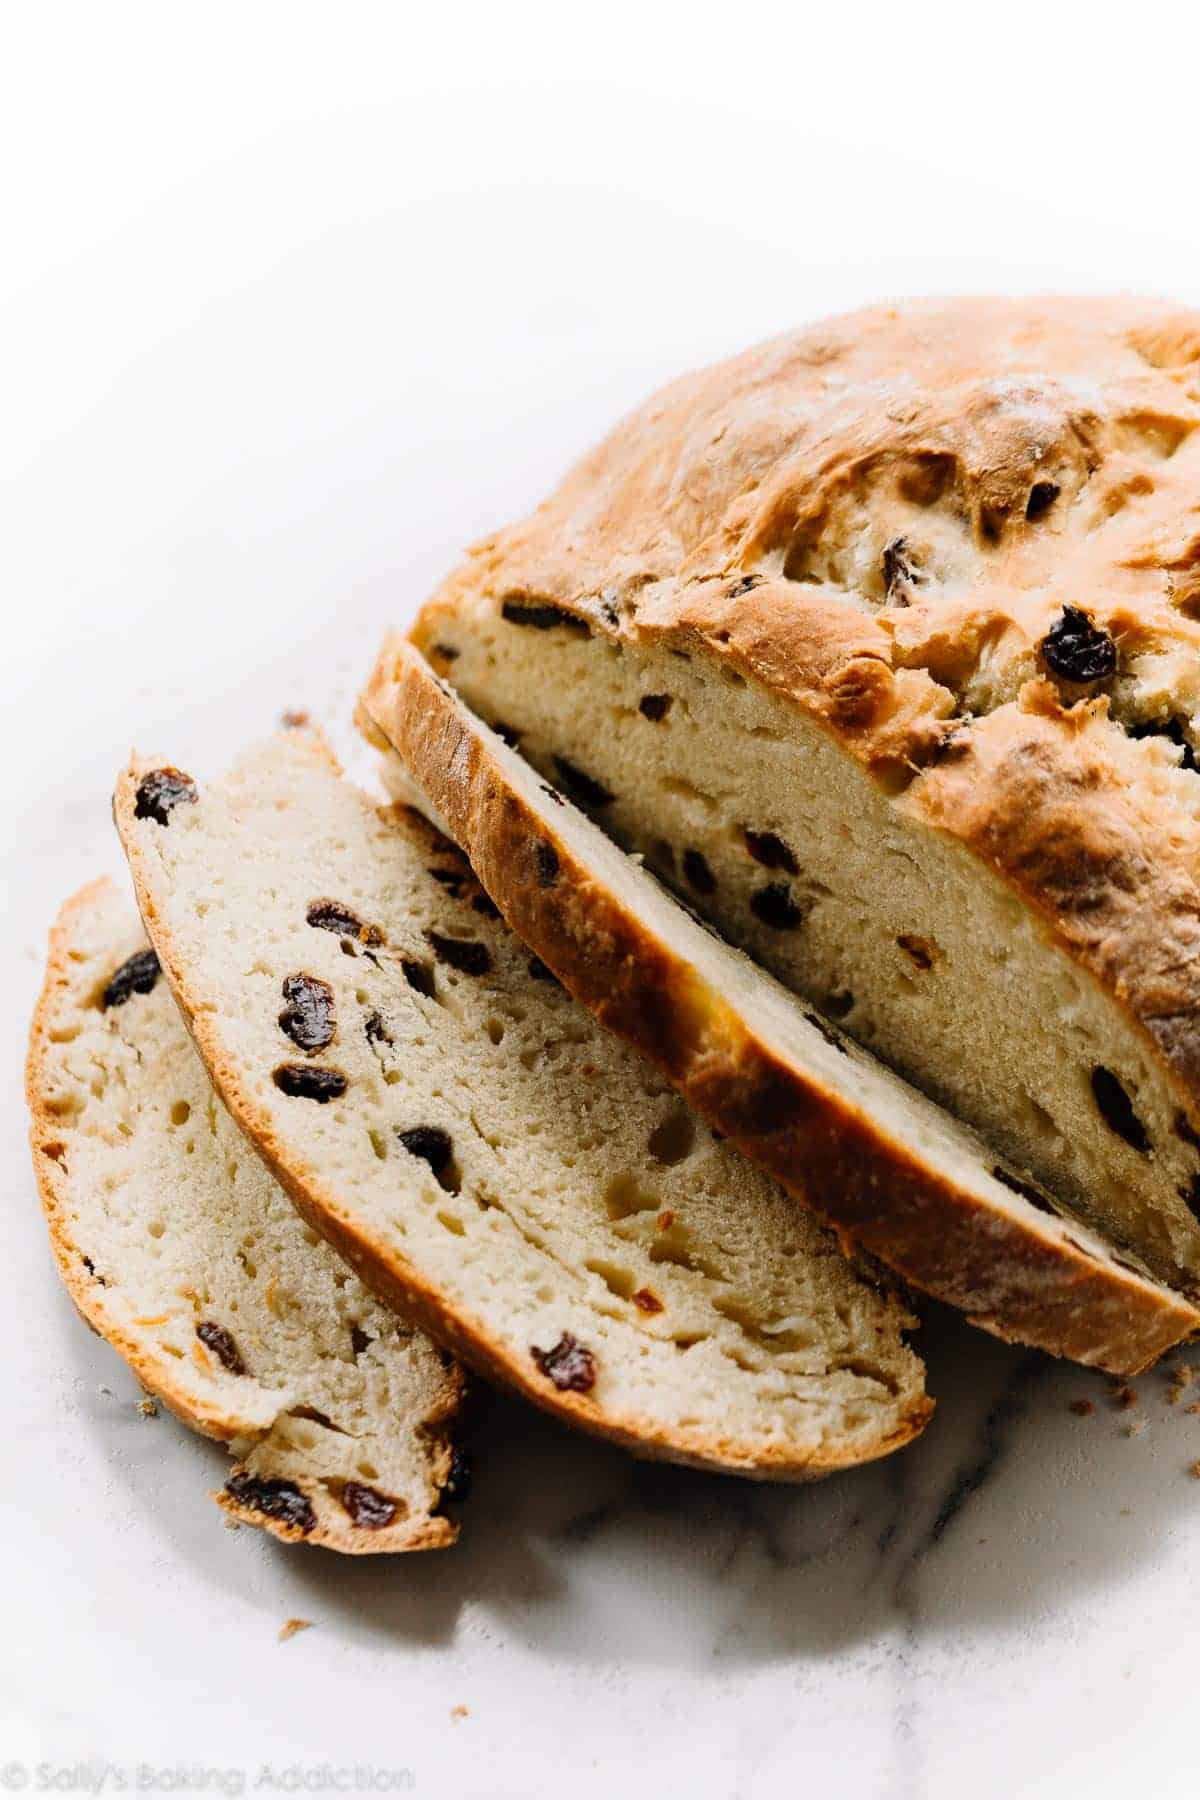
[113,733,932,1479]
[26,879,463,1552]
[410,295,1200,1295]
[363,640,1200,1374]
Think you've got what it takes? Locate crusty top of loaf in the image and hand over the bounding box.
[416,295,1200,1103]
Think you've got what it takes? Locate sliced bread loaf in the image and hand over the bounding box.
[113,732,931,1479]
[408,297,1200,1297]
[27,878,463,1552]
[362,639,1200,1374]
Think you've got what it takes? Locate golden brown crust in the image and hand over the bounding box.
[365,642,1200,1375]
[113,757,921,1479]
[414,294,1200,1116]
[26,878,459,1554]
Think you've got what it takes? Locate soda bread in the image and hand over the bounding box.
[409,296,1200,1296]
[362,640,1200,1373]
[113,732,931,1478]
[27,878,463,1552]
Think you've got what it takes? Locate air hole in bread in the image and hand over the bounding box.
[750,884,805,930]
[744,829,798,873]
[647,1107,696,1167]
[603,1172,659,1221]
[991,1166,1055,1215]
[682,849,716,895]
[1091,1066,1151,1154]
[437,1210,466,1237]
[1026,480,1061,521]
[148,1220,166,1239]
[368,1129,387,1162]
[585,1258,638,1301]
[639,694,672,721]
[485,1016,506,1046]
[897,935,937,971]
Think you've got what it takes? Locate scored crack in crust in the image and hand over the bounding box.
[363,639,1200,1375]
[113,731,933,1479]
[26,877,464,1553]
[408,296,1200,1294]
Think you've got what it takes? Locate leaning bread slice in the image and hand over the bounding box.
[114,733,931,1478]
[362,639,1200,1375]
[27,878,464,1552]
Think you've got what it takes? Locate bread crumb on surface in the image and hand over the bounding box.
[1168,1365,1196,1403]
[138,1397,158,1418]
[1186,1402,1200,1416]
[450,1706,469,1723]
[1124,1420,1146,1438]
[1112,1385,1137,1410]
[1068,1399,1093,1417]
[279,1618,313,1642]
[1190,1461,1200,1481]
[281,709,311,728]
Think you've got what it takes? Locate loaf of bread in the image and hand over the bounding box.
[113,730,932,1478]
[27,878,464,1552]
[363,640,1200,1373]
[408,296,1200,1300]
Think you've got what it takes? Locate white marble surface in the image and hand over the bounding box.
[7,11,1200,1795]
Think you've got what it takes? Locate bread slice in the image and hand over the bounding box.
[361,639,1200,1374]
[408,297,1200,1298]
[113,732,931,1479]
[27,878,463,1553]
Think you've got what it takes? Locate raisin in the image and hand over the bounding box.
[726,574,763,598]
[1128,717,1199,773]
[196,1321,246,1375]
[101,948,161,1009]
[1090,1066,1150,1153]
[639,694,672,722]
[402,958,436,998]
[427,932,491,976]
[350,1324,374,1356]
[273,1064,348,1102]
[527,956,559,984]
[682,849,716,895]
[881,536,921,601]
[744,829,797,873]
[364,1010,392,1046]
[804,1010,849,1055]
[342,1482,399,1529]
[472,892,501,918]
[224,1471,315,1534]
[531,1332,597,1393]
[397,1125,455,1181]
[992,1166,1055,1215]
[536,841,560,887]
[632,1288,663,1314]
[552,755,614,810]
[1026,480,1061,521]
[492,720,522,747]
[278,973,335,1052]
[500,599,589,634]
[1041,607,1117,684]
[306,900,384,946]
[439,1446,473,1505]
[750,884,805,929]
[134,768,197,826]
[432,642,460,662]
